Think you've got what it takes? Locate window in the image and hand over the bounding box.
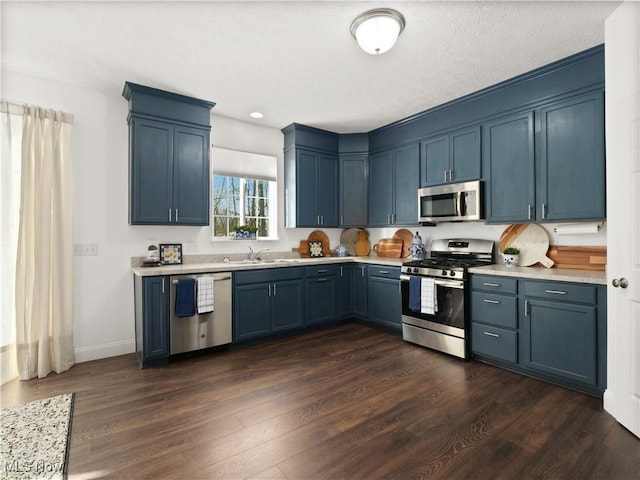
[212,175,274,238]
[211,147,277,240]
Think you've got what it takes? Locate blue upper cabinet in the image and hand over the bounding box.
[420,126,481,187]
[483,112,536,223]
[123,82,215,226]
[369,143,419,226]
[282,124,339,228]
[485,90,605,223]
[339,134,369,227]
[537,91,605,222]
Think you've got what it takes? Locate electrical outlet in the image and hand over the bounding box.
[74,243,99,256]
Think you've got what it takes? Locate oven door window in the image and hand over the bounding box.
[401,277,465,330]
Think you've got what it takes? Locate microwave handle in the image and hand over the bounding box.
[455,192,462,217]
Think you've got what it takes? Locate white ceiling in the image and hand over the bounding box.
[1,1,621,134]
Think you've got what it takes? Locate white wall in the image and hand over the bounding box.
[2,70,607,363]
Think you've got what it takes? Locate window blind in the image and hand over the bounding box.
[211,146,277,181]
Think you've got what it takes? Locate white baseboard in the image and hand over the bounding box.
[74,340,135,363]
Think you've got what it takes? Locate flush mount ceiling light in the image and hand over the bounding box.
[350,8,406,55]
[249,111,264,119]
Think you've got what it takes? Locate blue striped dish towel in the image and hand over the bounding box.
[197,276,214,314]
[175,279,196,317]
[409,276,422,312]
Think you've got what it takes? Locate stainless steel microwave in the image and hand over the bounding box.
[418,180,484,223]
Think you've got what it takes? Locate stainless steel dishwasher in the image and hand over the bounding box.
[169,273,232,354]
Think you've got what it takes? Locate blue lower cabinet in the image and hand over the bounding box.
[338,264,367,319]
[134,275,170,367]
[233,268,305,342]
[306,276,338,325]
[367,265,401,331]
[470,274,607,397]
[520,298,598,387]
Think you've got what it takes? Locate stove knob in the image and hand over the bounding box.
[441,270,447,276]
[449,270,456,277]
[413,268,419,274]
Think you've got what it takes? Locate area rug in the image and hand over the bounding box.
[1,393,74,480]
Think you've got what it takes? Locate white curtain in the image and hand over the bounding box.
[1,101,75,382]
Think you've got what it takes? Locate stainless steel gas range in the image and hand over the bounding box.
[400,238,495,359]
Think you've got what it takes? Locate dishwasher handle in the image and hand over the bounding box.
[172,275,231,284]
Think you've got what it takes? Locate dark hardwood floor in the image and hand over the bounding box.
[2,322,638,479]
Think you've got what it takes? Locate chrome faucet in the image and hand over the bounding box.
[248,246,269,261]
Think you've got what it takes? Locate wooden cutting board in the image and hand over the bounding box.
[392,229,413,258]
[499,224,554,268]
[546,245,607,271]
[307,230,331,256]
[375,238,404,258]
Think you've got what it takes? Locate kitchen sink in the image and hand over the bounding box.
[221,258,301,265]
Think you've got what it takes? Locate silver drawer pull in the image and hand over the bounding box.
[317,278,328,282]
[483,331,500,338]
[317,269,327,273]
[483,282,500,287]
[545,289,567,295]
[379,270,389,274]
[483,299,500,304]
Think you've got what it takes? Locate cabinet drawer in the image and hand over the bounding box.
[234,267,304,285]
[523,280,596,304]
[471,275,518,294]
[305,264,340,278]
[472,323,517,363]
[471,292,517,329]
[367,265,401,278]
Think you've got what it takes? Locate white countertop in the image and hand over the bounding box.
[468,264,607,285]
[132,255,406,277]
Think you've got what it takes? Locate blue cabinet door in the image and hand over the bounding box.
[369,145,419,226]
[130,118,173,224]
[306,276,338,325]
[340,154,368,226]
[294,149,338,227]
[484,112,536,223]
[450,126,481,183]
[233,283,272,341]
[393,143,420,225]
[142,276,170,361]
[368,276,401,331]
[537,91,605,221]
[295,149,320,227]
[173,125,210,225]
[368,150,394,226]
[420,127,480,187]
[520,298,597,386]
[352,264,368,318]
[318,153,339,226]
[420,135,449,187]
[272,279,305,331]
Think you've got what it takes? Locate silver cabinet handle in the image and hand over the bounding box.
[524,300,529,317]
[273,283,277,296]
[483,282,500,287]
[268,284,271,297]
[317,278,328,283]
[449,169,454,182]
[317,269,327,273]
[175,209,179,222]
[168,209,172,222]
[541,203,547,219]
[361,266,366,277]
[483,331,500,338]
[612,278,629,288]
[379,270,389,275]
[483,299,500,304]
[340,267,343,276]
[162,278,165,293]
[444,170,448,182]
[528,204,533,220]
[340,215,344,225]
[544,289,567,295]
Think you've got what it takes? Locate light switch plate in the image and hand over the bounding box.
[74,243,99,256]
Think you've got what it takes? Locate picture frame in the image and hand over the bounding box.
[159,243,183,265]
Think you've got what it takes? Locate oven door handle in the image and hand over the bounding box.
[400,274,464,289]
